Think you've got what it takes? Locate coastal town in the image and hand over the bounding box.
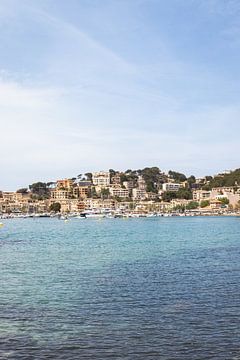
[1,167,240,218]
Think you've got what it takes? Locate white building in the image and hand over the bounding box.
[162,183,181,192]
[193,190,211,202]
[132,188,147,200]
[92,171,110,187]
[137,176,146,190]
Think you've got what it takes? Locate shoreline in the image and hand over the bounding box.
[1,211,240,220]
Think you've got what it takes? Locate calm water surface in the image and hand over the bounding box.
[0,217,239,359]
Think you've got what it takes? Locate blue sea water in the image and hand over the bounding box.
[0,216,239,359]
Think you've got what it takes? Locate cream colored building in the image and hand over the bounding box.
[83,198,116,210]
[137,176,146,190]
[92,171,110,187]
[109,187,129,198]
[162,183,181,192]
[132,188,147,200]
[193,190,211,202]
[51,189,72,200]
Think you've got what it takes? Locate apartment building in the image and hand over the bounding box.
[193,190,211,201]
[137,176,146,190]
[132,188,147,200]
[51,189,72,200]
[109,187,129,198]
[73,186,90,199]
[162,183,181,192]
[92,171,110,187]
[56,179,74,189]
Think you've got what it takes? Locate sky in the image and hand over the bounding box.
[1,0,240,190]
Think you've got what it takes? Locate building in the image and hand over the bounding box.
[137,176,146,190]
[162,183,181,192]
[83,198,116,211]
[50,199,79,213]
[193,190,211,202]
[56,179,74,190]
[111,173,121,185]
[132,188,147,200]
[147,192,159,200]
[170,199,191,208]
[73,185,90,199]
[109,187,129,198]
[51,189,72,200]
[123,181,135,190]
[92,171,110,187]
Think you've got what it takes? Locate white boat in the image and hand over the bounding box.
[80,211,105,219]
[59,215,68,220]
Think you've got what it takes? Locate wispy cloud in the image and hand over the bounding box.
[0,0,240,189]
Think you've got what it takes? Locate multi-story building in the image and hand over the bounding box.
[92,171,110,187]
[73,186,90,199]
[162,183,181,192]
[51,189,72,200]
[193,190,211,202]
[211,187,236,196]
[109,188,129,198]
[137,176,146,190]
[2,192,15,201]
[132,188,147,200]
[50,199,79,213]
[56,179,74,189]
[83,198,116,211]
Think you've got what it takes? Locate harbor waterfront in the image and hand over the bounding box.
[0,216,239,359]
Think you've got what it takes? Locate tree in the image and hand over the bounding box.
[29,182,50,200]
[162,191,177,202]
[235,200,240,210]
[186,201,199,210]
[120,174,128,184]
[187,175,196,187]
[85,173,92,181]
[90,187,98,198]
[168,170,187,182]
[141,167,164,193]
[176,188,193,200]
[47,182,55,188]
[16,188,28,194]
[204,169,240,189]
[173,204,185,213]
[49,202,61,212]
[202,185,211,191]
[200,200,210,208]
[101,188,110,199]
[109,169,116,175]
[219,197,229,205]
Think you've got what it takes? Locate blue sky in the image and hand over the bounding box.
[0,0,240,190]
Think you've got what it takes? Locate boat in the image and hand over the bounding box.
[58,215,68,220]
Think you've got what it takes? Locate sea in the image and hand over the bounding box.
[0,216,239,359]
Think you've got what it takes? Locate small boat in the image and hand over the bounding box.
[58,215,68,220]
[75,214,87,219]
